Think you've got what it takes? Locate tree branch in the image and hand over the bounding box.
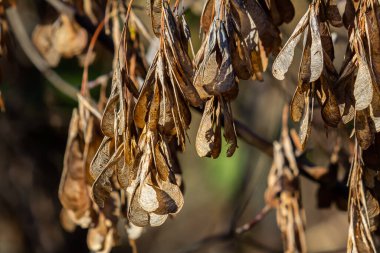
[234,205,272,234]
[234,120,273,156]
[178,204,273,253]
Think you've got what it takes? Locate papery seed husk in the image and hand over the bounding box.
[272,9,310,80]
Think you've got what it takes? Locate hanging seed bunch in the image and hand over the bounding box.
[272,0,343,149]
[344,0,380,241]
[59,5,150,252]
[89,3,151,208]
[337,0,380,150]
[90,67,137,208]
[194,0,288,158]
[59,94,137,253]
[126,0,200,227]
[265,108,307,253]
[336,2,380,249]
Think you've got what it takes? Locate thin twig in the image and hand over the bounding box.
[87,71,112,89]
[235,205,272,234]
[81,19,106,94]
[234,119,273,156]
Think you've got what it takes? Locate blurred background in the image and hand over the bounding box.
[0,0,350,252]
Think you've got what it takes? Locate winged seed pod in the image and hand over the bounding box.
[265,108,307,253]
[272,0,342,149]
[194,17,239,157]
[127,132,184,227]
[197,0,282,84]
[196,95,237,158]
[337,0,380,150]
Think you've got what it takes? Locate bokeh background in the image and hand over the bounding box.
[0,0,350,252]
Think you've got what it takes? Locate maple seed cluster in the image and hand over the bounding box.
[44,0,380,252]
[55,0,295,251]
[194,0,287,158]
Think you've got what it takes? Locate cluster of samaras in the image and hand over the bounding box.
[272,0,380,151]
[54,0,380,252]
[271,0,380,252]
